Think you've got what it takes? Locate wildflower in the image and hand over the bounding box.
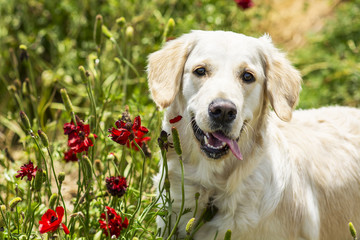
[15,161,38,181]
[39,206,69,235]
[99,206,128,238]
[128,116,151,150]
[106,176,128,197]
[64,149,78,162]
[108,121,132,145]
[169,115,182,124]
[158,130,172,152]
[108,115,150,151]
[234,0,254,9]
[64,118,97,153]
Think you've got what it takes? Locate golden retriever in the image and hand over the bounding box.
[147,30,360,240]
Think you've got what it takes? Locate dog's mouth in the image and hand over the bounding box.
[191,118,243,160]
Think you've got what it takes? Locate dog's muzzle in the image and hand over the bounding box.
[191,99,243,160]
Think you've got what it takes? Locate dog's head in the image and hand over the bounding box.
[148,31,301,161]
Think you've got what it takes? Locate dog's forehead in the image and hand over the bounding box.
[189,31,263,63]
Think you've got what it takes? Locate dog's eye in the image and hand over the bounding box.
[242,72,255,83]
[194,67,206,77]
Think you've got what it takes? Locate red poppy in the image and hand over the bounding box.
[108,116,150,151]
[64,149,78,162]
[63,119,97,153]
[16,161,38,181]
[106,176,128,197]
[99,206,128,238]
[39,206,69,235]
[169,115,183,124]
[108,121,132,145]
[234,0,254,9]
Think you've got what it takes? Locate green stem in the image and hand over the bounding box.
[22,182,32,233]
[47,148,68,225]
[29,131,52,196]
[129,141,147,227]
[167,155,185,240]
[1,210,13,240]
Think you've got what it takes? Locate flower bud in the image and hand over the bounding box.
[78,65,90,84]
[0,205,6,228]
[38,129,49,147]
[164,178,170,191]
[171,127,182,156]
[195,192,200,200]
[70,212,85,219]
[8,85,17,93]
[350,222,357,239]
[19,111,31,130]
[224,229,232,240]
[116,17,126,28]
[106,153,115,162]
[34,169,43,192]
[125,26,134,41]
[93,230,103,240]
[185,218,195,234]
[60,88,74,113]
[94,159,103,173]
[13,79,21,90]
[9,197,22,210]
[22,80,28,95]
[166,18,175,36]
[49,193,58,209]
[102,25,113,40]
[19,45,28,62]
[82,155,93,179]
[94,14,103,47]
[58,172,65,185]
[88,133,96,144]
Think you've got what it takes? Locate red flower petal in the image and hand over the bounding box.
[132,116,141,130]
[169,115,182,124]
[55,206,64,221]
[62,223,70,234]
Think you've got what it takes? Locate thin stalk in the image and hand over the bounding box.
[15,206,20,234]
[1,210,13,240]
[166,155,185,240]
[29,131,52,196]
[46,148,68,224]
[129,141,147,227]
[22,182,32,233]
[160,148,172,237]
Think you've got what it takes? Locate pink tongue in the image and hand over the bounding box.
[212,132,243,160]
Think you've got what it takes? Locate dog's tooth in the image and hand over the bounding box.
[204,136,209,145]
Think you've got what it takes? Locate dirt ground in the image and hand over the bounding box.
[259,0,343,50]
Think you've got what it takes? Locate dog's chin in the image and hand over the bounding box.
[191,118,240,160]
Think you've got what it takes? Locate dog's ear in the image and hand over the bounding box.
[259,34,302,122]
[147,34,196,109]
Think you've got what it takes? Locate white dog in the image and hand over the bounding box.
[147,30,360,240]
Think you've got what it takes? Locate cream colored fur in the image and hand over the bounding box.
[147,30,360,240]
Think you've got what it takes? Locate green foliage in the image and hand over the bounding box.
[295,0,360,109]
[0,0,359,239]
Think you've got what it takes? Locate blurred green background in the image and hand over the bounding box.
[0,0,359,148]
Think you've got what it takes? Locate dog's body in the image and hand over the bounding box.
[148,30,360,240]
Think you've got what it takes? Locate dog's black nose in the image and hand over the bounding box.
[208,99,237,124]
